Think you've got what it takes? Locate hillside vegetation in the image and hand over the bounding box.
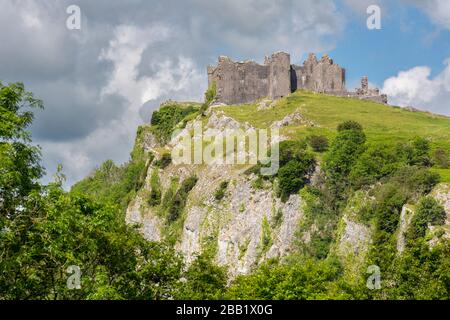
[3,80,448,300]
[219,91,450,181]
[69,90,450,300]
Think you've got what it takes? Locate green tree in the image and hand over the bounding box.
[399,137,432,167]
[349,143,401,188]
[176,254,227,300]
[0,82,44,219]
[0,83,183,300]
[226,257,346,300]
[337,120,363,132]
[0,184,182,300]
[150,103,198,143]
[388,239,450,299]
[324,121,366,201]
[278,158,315,202]
[167,175,198,222]
[307,135,329,152]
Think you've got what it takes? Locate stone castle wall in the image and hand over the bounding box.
[207,52,291,104]
[291,53,345,93]
[207,52,387,105]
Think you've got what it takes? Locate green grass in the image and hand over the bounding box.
[430,168,450,183]
[218,90,450,153]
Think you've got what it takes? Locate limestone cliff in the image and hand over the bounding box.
[124,100,449,278]
[126,110,304,277]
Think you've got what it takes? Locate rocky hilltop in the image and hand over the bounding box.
[121,91,450,278]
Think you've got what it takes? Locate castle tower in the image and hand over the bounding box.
[361,76,369,93]
[266,52,291,100]
[304,53,318,73]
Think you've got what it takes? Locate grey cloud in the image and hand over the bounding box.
[1,0,347,186]
[0,1,76,80]
[30,82,127,141]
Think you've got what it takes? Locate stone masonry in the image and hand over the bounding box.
[207,52,387,105]
[291,53,345,93]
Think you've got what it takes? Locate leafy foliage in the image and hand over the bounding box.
[148,170,161,206]
[150,103,198,143]
[176,254,227,300]
[167,176,198,223]
[200,82,216,115]
[307,135,329,152]
[0,184,183,300]
[226,257,345,300]
[337,120,363,132]
[0,82,44,219]
[386,239,450,299]
[407,197,446,240]
[277,140,315,202]
[71,156,149,210]
[324,122,366,201]
[349,143,402,188]
[296,187,337,259]
[278,159,313,202]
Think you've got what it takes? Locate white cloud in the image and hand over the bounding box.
[382,59,450,115]
[40,24,205,187]
[383,66,438,104]
[406,0,450,30]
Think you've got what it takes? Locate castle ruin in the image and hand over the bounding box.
[207,52,387,105]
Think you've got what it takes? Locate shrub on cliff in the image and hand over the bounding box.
[148,170,161,206]
[214,181,229,201]
[200,82,216,115]
[167,176,198,223]
[407,197,446,240]
[150,103,198,143]
[324,121,366,199]
[307,135,329,152]
[278,153,315,202]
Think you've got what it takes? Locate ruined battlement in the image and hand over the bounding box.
[207,52,387,105]
[207,52,290,105]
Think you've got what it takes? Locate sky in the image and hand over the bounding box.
[1,0,450,187]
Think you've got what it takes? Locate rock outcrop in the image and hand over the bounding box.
[396,183,450,252]
[126,161,304,277]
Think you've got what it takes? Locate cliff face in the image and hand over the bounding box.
[124,104,450,278]
[126,163,303,276]
[125,110,305,276]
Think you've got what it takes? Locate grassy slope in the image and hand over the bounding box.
[218,90,450,181]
